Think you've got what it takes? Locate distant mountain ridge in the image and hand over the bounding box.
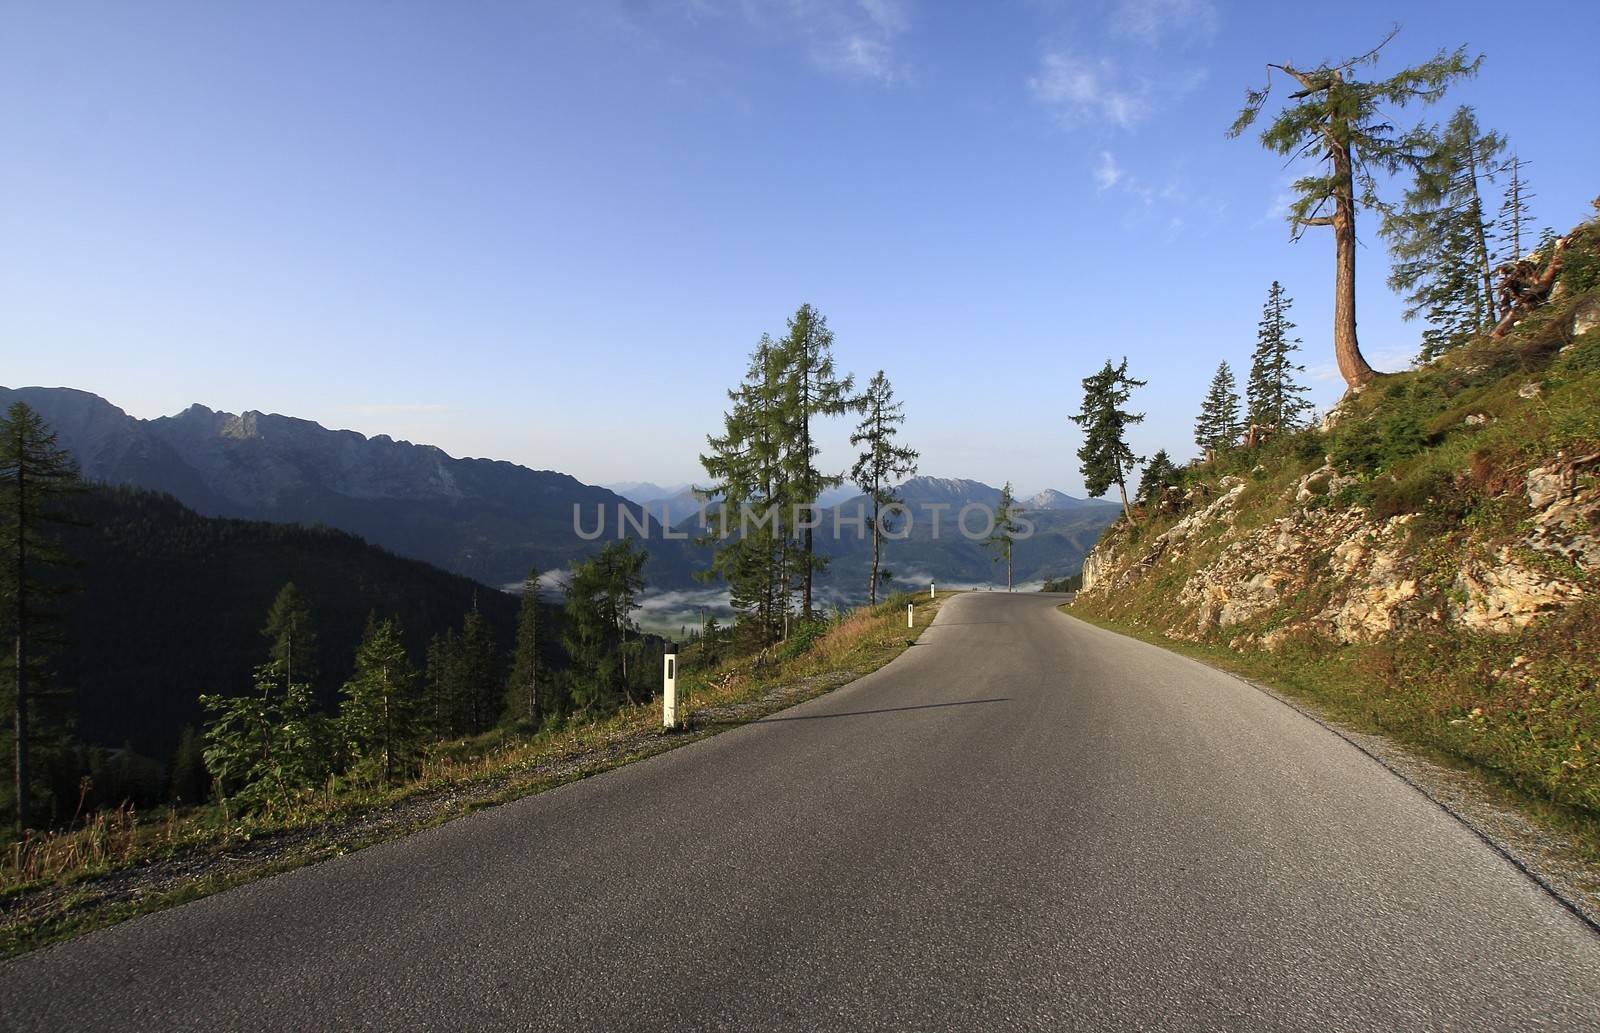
[0,386,697,587]
[4,386,1119,600]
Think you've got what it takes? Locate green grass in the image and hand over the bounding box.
[0,591,956,958]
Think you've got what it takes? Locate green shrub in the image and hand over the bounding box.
[777,618,831,661]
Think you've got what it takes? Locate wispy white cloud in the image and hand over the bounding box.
[1094,150,1123,190]
[1109,0,1218,46]
[1028,53,1150,129]
[792,0,915,83]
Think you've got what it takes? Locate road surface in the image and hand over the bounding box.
[5,592,1599,1031]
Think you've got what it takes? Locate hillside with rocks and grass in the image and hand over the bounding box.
[1073,211,1600,819]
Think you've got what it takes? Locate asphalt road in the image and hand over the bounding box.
[6,592,1599,1031]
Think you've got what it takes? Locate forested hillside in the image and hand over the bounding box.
[37,486,522,808]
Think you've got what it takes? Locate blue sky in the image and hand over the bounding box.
[3,0,1597,497]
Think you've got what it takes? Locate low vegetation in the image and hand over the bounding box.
[0,590,951,956]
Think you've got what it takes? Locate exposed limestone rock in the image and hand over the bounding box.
[1573,297,1600,338]
[1080,455,1591,642]
[1454,549,1583,632]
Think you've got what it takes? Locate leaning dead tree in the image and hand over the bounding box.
[1491,236,1568,337]
[1230,30,1478,391]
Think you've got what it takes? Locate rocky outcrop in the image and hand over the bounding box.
[1078,455,1597,648]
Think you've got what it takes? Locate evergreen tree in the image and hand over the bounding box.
[1230,33,1478,388]
[1495,155,1534,268]
[1194,362,1242,455]
[1136,450,1181,507]
[0,402,82,833]
[699,335,791,642]
[261,582,318,692]
[1381,106,1505,359]
[200,662,328,816]
[1247,282,1314,431]
[777,304,854,621]
[562,541,646,713]
[457,606,500,736]
[168,724,210,805]
[424,628,463,739]
[339,616,422,784]
[505,568,545,728]
[848,371,918,605]
[984,482,1022,592]
[1069,359,1147,523]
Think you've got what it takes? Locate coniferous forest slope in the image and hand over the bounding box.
[1073,213,1600,818]
[43,486,520,806]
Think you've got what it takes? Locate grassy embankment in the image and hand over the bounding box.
[0,590,953,957]
[1073,222,1600,844]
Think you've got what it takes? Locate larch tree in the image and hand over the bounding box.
[1381,106,1506,358]
[0,402,82,833]
[457,605,500,735]
[1229,31,1479,389]
[777,304,853,621]
[1194,362,1242,456]
[561,541,646,712]
[984,481,1022,592]
[849,371,918,605]
[505,567,544,728]
[262,582,318,692]
[423,627,462,739]
[1247,281,1314,431]
[1069,359,1146,524]
[700,334,791,642]
[339,616,421,785]
[1495,155,1535,268]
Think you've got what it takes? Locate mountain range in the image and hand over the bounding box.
[4,386,1119,599]
[1,386,697,588]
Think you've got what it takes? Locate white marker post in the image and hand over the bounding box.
[907,602,914,629]
[662,646,679,730]
[930,582,936,599]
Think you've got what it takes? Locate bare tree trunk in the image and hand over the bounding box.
[1330,147,1377,388]
[1465,145,1496,325]
[867,495,881,606]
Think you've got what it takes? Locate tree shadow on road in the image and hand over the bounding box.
[756,698,1010,722]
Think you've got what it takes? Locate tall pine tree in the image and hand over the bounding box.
[339,616,422,785]
[0,402,82,833]
[1069,359,1146,523]
[699,335,791,642]
[262,582,318,692]
[984,482,1022,591]
[849,371,918,605]
[457,606,500,735]
[1230,33,1478,388]
[1381,105,1505,359]
[1194,362,1242,456]
[777,304,853,622]
[1247,282,1313,431]
[561,541,646,713]
[505,568,545,728]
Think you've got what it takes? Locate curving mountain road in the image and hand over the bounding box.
[5,592,1598,1031]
